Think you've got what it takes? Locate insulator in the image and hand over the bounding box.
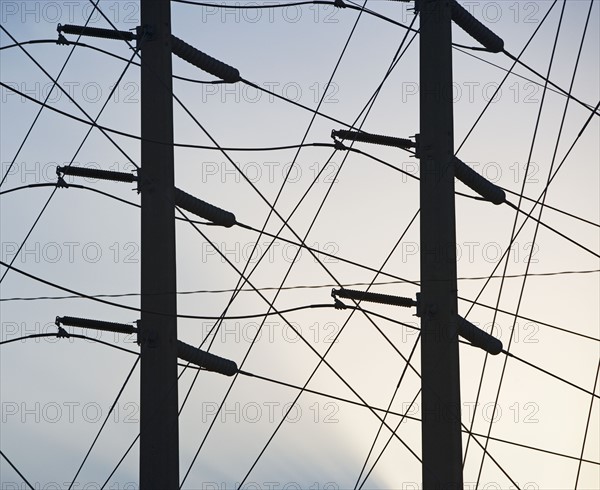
[458,316,503,355]
[170,35,240,83]
[450,0,504,53]
[453,157,505,205]
[55,316,136,335]
[57,165,137,183]
[177,341,238,376]
[174,188,236,228]
[331,129,415,150]
[57,23,137,42]
[332,288,416,308]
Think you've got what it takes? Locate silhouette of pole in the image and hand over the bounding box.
[139,0,179,486]
[419,0,463,488]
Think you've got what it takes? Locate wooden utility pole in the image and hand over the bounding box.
[419,0,463,487]
[139,0,179,486]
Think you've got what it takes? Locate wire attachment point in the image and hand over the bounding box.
[333,298,347,310]
[56,175,69,188]
[56,33,70,45]
[333,139,348,151]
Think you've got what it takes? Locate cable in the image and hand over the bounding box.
[503,49,599,118]
[350,147,600,237]
[173,0,421,32]
[455,0,558,156]
[0,27,142,286]
[0,26,139,169]
[3,246,596,347]
[504,350,599,400]
[354,333,421,488]
[1,268,597,302]
[3,183,598,307]
[180,7,428,487]
[575,360,600,488]
[4,0,596,484]
[237,368,600,467]
[468,94,600,474]
[0,332,139,356]
[506,200,599,258]
[173,0,505,52]
[3,78,595,237]
[473,5,567,484]
[454,97,600,466]
[0,450,35,490]
[0,38,230,84]
[231,13,429,487]
[66,357,140,490]
[502,187,598,229]
[0,3,99,188]
[0,261,355,320]
[4,174,596,230]
[7,14,452,486]
[358,385,421,489]
[178,3,365,479]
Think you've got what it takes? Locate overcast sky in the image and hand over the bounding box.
[1,0,599,489]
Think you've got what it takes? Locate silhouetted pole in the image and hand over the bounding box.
[139,0,179,486]
[419,0,463,488]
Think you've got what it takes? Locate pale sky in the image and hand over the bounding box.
[1,1,599,489]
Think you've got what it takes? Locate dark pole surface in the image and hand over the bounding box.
[139,0,179,487]
[419,0,463,488]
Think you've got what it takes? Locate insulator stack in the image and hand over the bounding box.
[57,165,137,183]
[330,289,502,354]
[57,23,137,42]
[453,157,506,205]
[174,188,236,227]
[331,129,415,150]
[177,341,238,376]
[170,35,240,83]
[332,288,417,308]
[450,0,504,53]
[56,316,136,335]
[457,317,503,355]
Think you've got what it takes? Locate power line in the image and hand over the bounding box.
[0,450,35,490]
[238,367,600,467]
[474,4,569,480]
[0,332,139,355]
[2,330,598,470]
[575,359,600,488]
[181,7,427,486]
[3,12,433,486]
[4,146,598,231]
[2,269,596,303]
[504,349,599,400]
[355,333,421,488]
[66,357,140,490]
[0,26,142,287]
[0,3,99,188]
[2,0,598,486]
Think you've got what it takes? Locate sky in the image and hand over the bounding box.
[1,0,599,489]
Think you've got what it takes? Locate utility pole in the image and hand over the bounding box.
[419,0,463,487]
[139,0,179,486]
